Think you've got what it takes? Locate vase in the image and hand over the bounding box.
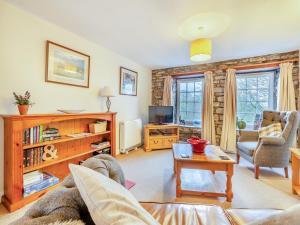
[18,105,29,115]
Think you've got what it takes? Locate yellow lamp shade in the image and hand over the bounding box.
[190,38,212,62]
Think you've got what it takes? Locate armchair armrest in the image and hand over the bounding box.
[238,130,259,142]
[259,136,285,146]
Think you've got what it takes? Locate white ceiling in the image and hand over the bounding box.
[6,0,300,69]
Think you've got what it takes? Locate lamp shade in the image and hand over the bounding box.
[190,38,212,62]
[100,86,115,97]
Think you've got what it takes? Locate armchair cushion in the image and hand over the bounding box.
[237,141,258,156]
[258,123,282,138]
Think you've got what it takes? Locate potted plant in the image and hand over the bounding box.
[13,91,33,115]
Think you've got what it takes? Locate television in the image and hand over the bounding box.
[149,106,174,124]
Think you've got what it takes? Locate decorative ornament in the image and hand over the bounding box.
[237,119,247,130]
[42,144,58,161]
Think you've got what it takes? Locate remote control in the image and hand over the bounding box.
[181,153,190,158]
[220,155,230,160]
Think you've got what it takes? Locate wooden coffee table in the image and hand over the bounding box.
[172,143,235,202]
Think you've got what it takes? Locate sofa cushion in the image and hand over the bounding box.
[69,164,159,225]
[141,202,232,225]
[237,142,258,156]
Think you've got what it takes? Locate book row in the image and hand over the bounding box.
[23,147,45,168]
[23,126,61,145]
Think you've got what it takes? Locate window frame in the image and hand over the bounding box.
[175,76,204,127]
[236,70,277,128]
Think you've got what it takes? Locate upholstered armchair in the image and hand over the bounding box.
[237,111,299,179]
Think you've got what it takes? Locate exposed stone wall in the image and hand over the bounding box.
[179,126,201,141]
[152,51,299,144]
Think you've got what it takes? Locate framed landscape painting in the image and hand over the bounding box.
[45,41,90,88]
[120,67,138,96]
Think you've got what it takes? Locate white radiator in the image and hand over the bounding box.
[119,118,142,153]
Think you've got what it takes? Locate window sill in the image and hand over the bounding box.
[236,128,258,132]
[178,124,201,129]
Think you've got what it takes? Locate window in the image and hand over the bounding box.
[236,70,278,129]
[176,77,204,127]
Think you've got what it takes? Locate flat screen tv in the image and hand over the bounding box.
[149,106,174,124]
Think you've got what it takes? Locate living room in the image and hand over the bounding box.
[1,0,300,224]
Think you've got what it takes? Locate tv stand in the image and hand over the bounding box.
[144,124,179,152]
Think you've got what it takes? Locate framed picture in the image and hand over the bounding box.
[120,67,138,96]
[45,40,90,88]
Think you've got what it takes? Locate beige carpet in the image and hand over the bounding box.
[1,148,299,224]
[117,148,300,209]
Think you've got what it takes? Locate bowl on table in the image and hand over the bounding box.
[187,136,209,154]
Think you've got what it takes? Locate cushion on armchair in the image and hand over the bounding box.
[258,123,282,138]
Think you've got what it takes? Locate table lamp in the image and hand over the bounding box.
[100,86,115,112]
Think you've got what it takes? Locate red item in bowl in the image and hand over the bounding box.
[187,136,209,154]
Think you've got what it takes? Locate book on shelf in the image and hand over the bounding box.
[23,172,59,197]
[23,125,44,145]
[42,128,61,141]
[66,133,91,138]
[93,147,111,155]
[23,126,63,145]
[23,171,44,186]
[91,141,110,149]
[23,147,45,168]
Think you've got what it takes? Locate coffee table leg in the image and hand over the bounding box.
[226,165,233,202]
[176,163,181,197]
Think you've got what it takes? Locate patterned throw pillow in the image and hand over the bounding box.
[258,123,282,138]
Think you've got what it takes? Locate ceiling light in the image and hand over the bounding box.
[178,13,230,41]
[190,38,212,62]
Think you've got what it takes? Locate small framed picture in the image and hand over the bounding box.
[120,67,138,96]
[45,40,90,88]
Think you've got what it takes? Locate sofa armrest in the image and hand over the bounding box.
[238,130,259,142]
[259,136,285,146]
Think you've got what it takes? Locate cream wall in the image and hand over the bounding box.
[0,1,151,196]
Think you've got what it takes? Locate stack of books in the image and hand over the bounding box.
[23,125,44,145]
[91,141,110,149]
[23,147,44,168]
[91,141,111,155]
[94,147,111,155]
[23,171,59,197]
[42,128,61,141]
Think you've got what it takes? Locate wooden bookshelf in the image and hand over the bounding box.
[1,112,116,212]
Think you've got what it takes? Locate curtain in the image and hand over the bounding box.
[201,71,216,144]
[162,76,173,106]
[220,69,237,153]
[278,62,296,111]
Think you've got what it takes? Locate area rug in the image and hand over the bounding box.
[125,179,136,189]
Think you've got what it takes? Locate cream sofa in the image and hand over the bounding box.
[141,202,282,225]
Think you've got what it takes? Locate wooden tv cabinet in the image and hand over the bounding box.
[1,112,116,212]
[144,124,179,152]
